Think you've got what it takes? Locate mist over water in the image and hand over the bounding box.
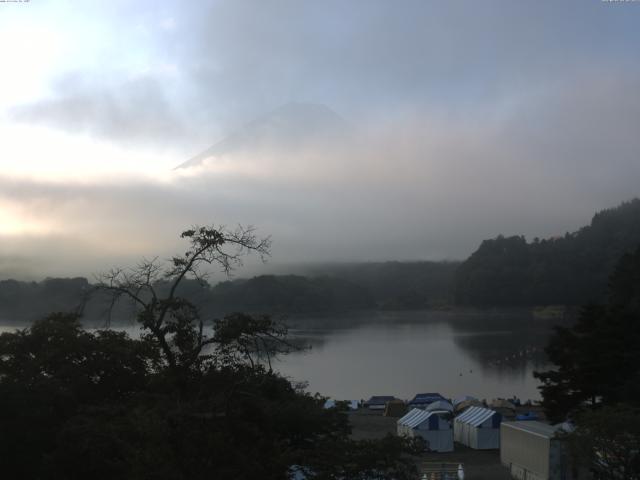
[275,310,554,401]
[1,2,638,477]
[0,309,555,401]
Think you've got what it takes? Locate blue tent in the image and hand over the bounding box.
[397,408,453,452]
[408,392,446,408]
[515,411,539,421]
[364,395,397,410]
[454,406,502,449]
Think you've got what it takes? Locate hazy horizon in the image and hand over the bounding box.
[1,1,639,280]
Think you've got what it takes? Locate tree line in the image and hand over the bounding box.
[0,262,459,324]
[1,199,639,322]
[455,198,640,306]
[535,245,640,478]
[0,225,422,479]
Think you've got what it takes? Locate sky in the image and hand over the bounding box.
[0,0,639,279]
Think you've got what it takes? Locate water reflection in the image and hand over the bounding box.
[0,309,566,403]
[276,310,565,402]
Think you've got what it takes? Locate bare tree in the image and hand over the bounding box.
[96,225,271,372]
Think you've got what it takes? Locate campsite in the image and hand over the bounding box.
[338,393,579,480]
[2,2,638,477]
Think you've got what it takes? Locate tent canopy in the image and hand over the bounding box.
[398,408,454,452]
[324,399,359,410]
[490,399,516,410]
[454,398,484,412]
[398,408,449,430]
[455,406,501,428]
[455,406,501,450]
[364,396,397,408]
[453,395,478,406]
[408,392,445,407]
[426,400,454,412]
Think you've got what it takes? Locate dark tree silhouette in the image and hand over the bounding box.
[455,199,640,306]
[535,245,640,422]
[532,246,640,478]
[566,405,640,480]
[96,225,272,372]
[0,225,420,480]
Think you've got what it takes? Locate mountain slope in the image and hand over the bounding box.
[176,102,351,170]
[454,199,640,306]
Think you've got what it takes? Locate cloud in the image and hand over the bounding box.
[1,1,640,279]
[8,1,640,145]
[3,63,640,280]
[10,74,190,148]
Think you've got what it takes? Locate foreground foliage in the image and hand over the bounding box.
[535,245,640,421]
[0,225,418,479]
[535,245,640,478]
[566,406,640,480]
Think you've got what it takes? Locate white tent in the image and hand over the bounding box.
[454,406,502,450]
[323,399,336,409]
[323,399,359,410]
[397,408,453,452]
[425,400,454,413]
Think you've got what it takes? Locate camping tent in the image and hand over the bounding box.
[397,408,454,452]
[515,411,538,421]
[425,400,454,413]
[454,406,502,449]
[364,396,397,410]
[323,399,336,409]
[454,398,484,413]
[323,399,359,410]
[453,395,477,406]
[408,392,445,409]
[384,400,407,417]
[490,399,516,410]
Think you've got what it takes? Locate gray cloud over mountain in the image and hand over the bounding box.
[11,74,189,148]
[10,1,640,145]
[1,1,640,279]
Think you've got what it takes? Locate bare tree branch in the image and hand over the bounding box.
[92,224,271,373]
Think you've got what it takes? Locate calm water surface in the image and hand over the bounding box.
[276,309,559,402]
[0,309,562,402]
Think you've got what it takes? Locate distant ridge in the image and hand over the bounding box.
[454,198,640,306]
[176,102,351,170]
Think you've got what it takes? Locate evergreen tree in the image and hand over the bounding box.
[535,246,640,422]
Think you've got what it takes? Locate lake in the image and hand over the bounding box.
[0,309,564,403]
[276,309,561,402]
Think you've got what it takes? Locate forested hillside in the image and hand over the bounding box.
[0,262,458,323]
[455,199,640,306]
[2,200,638,318]
[0,277,91,322]
[298,261,459,309]
[209,275,373,314]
